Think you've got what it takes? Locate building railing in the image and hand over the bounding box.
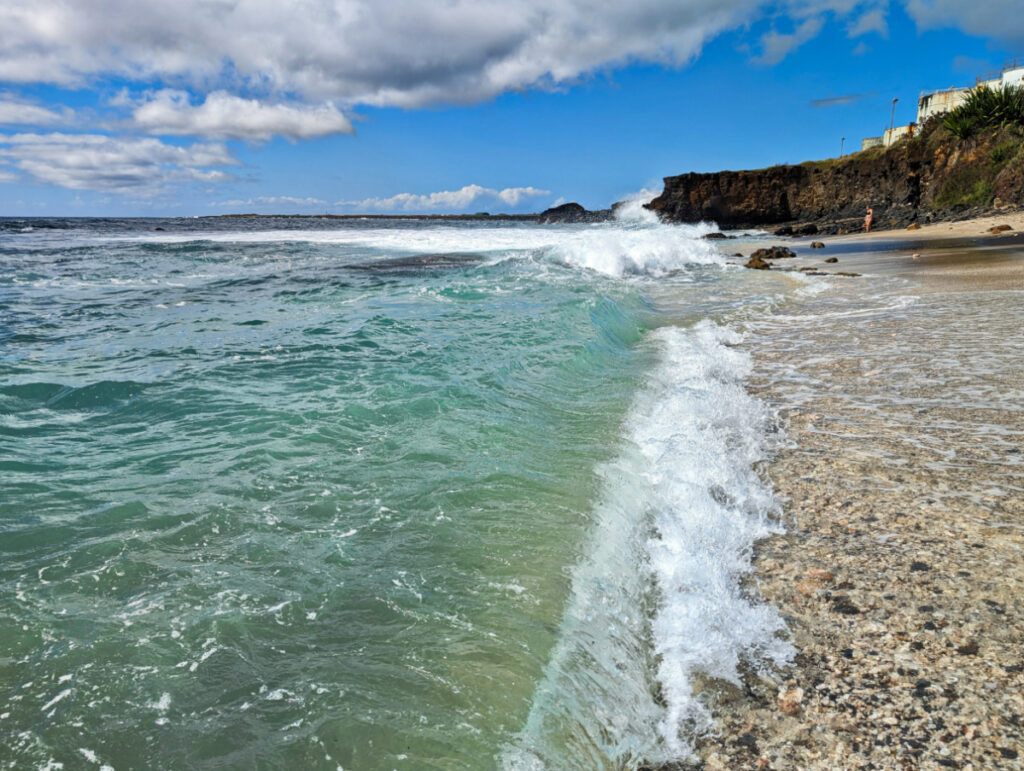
[918,86,967,100]
[918,58,1024,100]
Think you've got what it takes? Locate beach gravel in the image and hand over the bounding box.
[690,249,1024,770]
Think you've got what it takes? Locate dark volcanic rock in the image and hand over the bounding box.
[645,123,1024,230]
[538,202,611,224]
[751,246,796,261]
[703,231,730,239]
[538,202,585,222]
[824,257,838,263]
[745,255,771,270]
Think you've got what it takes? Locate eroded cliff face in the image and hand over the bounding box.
[647,124,1024,232]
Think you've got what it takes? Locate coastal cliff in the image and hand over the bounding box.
[647,121,1024,232]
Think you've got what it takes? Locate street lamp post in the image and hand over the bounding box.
[840,136,846,158]
[888,97,899,146]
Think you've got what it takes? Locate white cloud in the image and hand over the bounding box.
[338,184,551,212]
[0,168,18,183]
[0,1,1019,115]
[904,0,1024,45]
[0,133,238,195]
[211,196,328,207]
[131,91,353,140]
[0,0,768,108]
[754,17,825,65]
[0,97,73,126]
[847,8,889,37]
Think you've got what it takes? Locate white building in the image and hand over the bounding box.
[856,61,1024,154]
[916,63,1024,124]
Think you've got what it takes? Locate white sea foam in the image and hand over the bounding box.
[117,219,725,278]
[505,321,792,768]
[534,221,722,278]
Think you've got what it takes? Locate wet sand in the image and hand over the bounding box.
[693,223,1024,769]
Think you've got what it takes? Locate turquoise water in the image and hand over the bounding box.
[1,215,793,769]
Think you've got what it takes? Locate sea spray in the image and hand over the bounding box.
[612,188,663,225]
[506,321,792,769]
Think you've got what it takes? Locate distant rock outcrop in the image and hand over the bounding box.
[538,202,613,224]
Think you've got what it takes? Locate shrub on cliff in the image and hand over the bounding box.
[943,84,1024,139]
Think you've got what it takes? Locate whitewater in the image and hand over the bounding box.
[1,208,799,770]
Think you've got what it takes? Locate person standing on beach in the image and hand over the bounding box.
[864,206,874,233]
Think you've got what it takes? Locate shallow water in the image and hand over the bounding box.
[2,214,797,770]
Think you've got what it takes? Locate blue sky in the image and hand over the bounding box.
[0,0,1021,216]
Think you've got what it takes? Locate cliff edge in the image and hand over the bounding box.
[647,121,1024,233]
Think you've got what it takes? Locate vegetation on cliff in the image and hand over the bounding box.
[648,116,1024,231]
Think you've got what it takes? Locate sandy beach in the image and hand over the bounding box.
[690,217,1024,769]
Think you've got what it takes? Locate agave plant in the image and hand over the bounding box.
[943,110,978,139]
[944,84,1024,138]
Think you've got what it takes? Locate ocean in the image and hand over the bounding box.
[2,209,804,770]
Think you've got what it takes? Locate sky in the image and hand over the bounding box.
[0,0,1023,216]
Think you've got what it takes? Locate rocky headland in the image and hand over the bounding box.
[646,120,1024,234]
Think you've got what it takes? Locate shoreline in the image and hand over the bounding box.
[734,212,1024,292]
[689,223,1024,769]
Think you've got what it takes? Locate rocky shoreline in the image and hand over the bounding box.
[673,254,1024,770]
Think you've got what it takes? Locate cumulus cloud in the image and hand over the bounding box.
[904,0,1024,46]
[0,133,238,194]
[754,17,826,65]
[3,0,1018,198]
[0,1,1020,110]
[0,0,767,108]
[338,184,551,212]
[0,97,73,126]
[847,8,889,37]
[131,91,354,140]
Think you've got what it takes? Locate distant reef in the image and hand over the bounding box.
[647,120,1024,233]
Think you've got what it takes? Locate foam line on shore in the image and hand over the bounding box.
[504,321,792,768]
